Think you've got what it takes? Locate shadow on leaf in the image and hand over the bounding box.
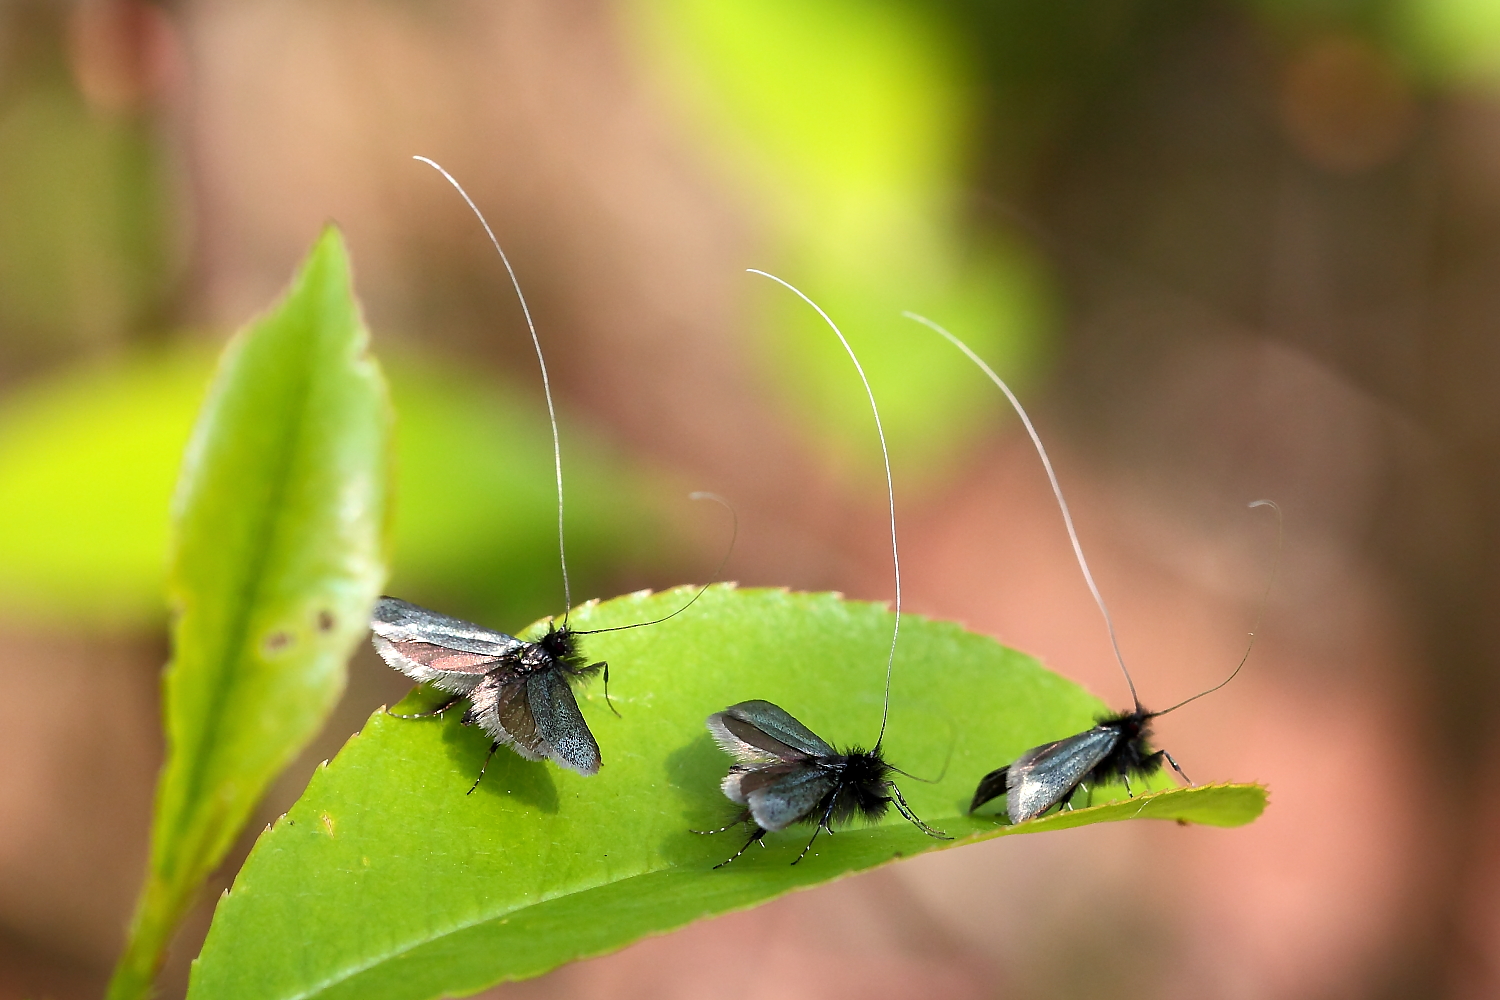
[435,711,561,814]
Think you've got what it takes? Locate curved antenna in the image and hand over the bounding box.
[414,156,572,619]
[1155,499,1282,717]
[905,312,1139,710]
[750,270,901,750]
[573,491,739,636]
[887,717,957,784]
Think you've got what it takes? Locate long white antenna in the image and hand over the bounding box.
[904,311,1138,709]
[414,156,571,618]
[751,270,901,749]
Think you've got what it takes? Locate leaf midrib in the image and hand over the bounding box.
[167,315,320,874]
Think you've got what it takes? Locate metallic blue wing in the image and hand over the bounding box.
[527,669,602,777]
[745,765,837,832]
[1006,725,1122,823]
[707,701,836,763]
[466,675,549,762]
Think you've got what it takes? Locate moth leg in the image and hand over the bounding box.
[888,783,952,840]
[712,826,767,869]
[601,662,621,718]
[792,797,841,865]
[691,810,753,835]
[1160,749,1193,785]
[1122,771,1134,798]
[792,827,824,865]
[388,693,465,720]
[466,742,501,796]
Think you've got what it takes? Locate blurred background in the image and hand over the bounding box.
[1,0,1497,996]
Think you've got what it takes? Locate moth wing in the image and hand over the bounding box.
[371,597,526,656]
[371,636,503,694]
[721,761,801,804]
[466,677,549,762]
[969,765,1010,813]
[1006,727,1121,823]
[527,669,602,777]
[745,765,837,833]
[707,700,835,763]
[370,597,525,693]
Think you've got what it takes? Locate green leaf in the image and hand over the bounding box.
[188,586,1265,1000]
[108,228,394,1000]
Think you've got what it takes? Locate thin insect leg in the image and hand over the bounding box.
[713,827,767,869]
[388,693,464,720]
[601,662,621,718]
[888,783,952,839]
[1122,771,1134,798]
[466,743,501,796]
[1081,782,1092,808]
[691,811,752,835]
[1160,749,1193,785]
[793,826,825,865]
[793,797,841,865]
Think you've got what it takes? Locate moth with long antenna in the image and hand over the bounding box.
[904,312,1280,823]
[695,272,951,868]
[369,157,731,785]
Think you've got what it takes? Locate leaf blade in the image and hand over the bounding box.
[109,227,394,999]
[188,586,1264,1000]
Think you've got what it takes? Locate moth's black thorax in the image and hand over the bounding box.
[823,746,895,826]
[1091,708,1161,783]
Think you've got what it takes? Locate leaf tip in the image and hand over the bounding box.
[314,221,348,256]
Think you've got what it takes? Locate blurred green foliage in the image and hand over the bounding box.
[0,2,178,369]
[383,353,668,624]
[621,0,1500,496]
[626,0,1053,487]
[0,343,667,632]
[1400,0,1500,82]
[0,346,206,625]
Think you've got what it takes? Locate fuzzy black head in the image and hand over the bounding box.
[538,623,577,661]
[535,623,603,680]
[1090,708,1162,784]
[823,747,895,828]
[1097,707,1151,742]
